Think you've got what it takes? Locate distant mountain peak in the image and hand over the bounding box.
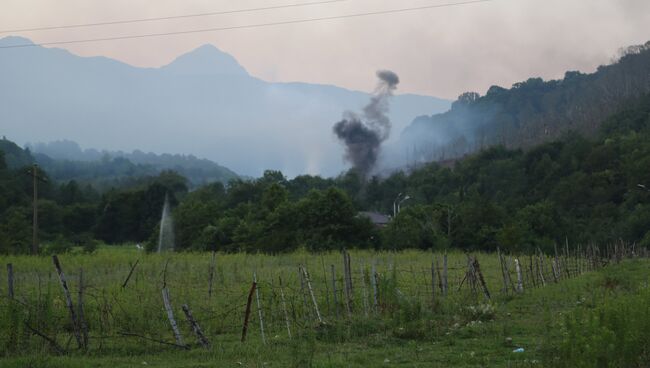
[161,43,249,76]
[0,36,35,47]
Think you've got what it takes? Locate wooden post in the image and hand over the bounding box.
[465,255,477,294]
[320,256,331,316]
[162,287,184,347]
[473,258,490,300]
[442,253,448,297]
[436,260,443,293]
[7,263,14,300]
[514,258,523,293]
[121,259,139,289]
[31,164,39,254]
[24,323,66,355]
[430,260,436,307]
[299,266,311,320]
[342,251,352,316]
[359,263,369,316]
[554,243,561,281]
[564,238,571,278]
[278,276,292,338]
[52,255,82,348]
[371,262,378,313]
[301,266,323,324]
[528,254,536,288]
[537,249,546,287]
[331,265,339,318]
[497,248,508,294]
[241,281,256,342]
[208,251,216,298]
[504,256,515,291]
[182,304,210,348]
[253,272,266,344]
[576,245,581,275]
[78,268,89,349]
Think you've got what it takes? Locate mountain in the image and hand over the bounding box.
[397,41,650,166]
[0,36,450,177]
[26,139,239,187]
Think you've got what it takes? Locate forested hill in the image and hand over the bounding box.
[400,41,650,163]
[1,93,650,254]
[25,140,239,188]
[0,137,34,168]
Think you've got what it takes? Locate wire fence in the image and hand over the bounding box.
[0,241,647,354]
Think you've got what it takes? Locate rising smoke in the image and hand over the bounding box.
[333,70,400,177]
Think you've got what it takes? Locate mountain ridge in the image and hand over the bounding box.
[0,36,450,177]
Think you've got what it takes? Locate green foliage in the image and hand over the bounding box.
[3,91,650,254]
[551,285,650,367]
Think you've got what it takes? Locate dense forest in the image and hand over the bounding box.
[1,91,650,254]
[401,42,650,163]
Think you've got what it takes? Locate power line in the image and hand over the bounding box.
[0,0,347,34]
[0,0,495,50]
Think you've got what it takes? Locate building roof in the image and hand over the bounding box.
[358,211,391,225]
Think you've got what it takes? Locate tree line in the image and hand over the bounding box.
[1,93,650,254]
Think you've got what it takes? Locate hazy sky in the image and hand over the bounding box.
[1,0,650,99]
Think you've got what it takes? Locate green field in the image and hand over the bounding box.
[0,247,648,367]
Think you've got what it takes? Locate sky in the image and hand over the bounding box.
[1,0,650,99]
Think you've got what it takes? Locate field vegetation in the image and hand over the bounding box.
[0,247,647,367]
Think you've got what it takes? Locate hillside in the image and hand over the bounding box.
[27,140,239,187]
[399,41,650,164]
[0,137,33,168]
[0,36,450,177]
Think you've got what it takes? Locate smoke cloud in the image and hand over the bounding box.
[333,70,399,177]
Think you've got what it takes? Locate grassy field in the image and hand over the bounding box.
[0,247,648,367]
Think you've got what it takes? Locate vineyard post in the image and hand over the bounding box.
[241,281,256,342]
[564,238,571,278]
[473,258,490,300]
[253,272,266,345]
[442,253,448,297]
[554,243,561,280]
[121,259,139,289]
[514,258,524,293]
[279,275,292,338]
[182,304,210,348]
[7,263,13,300]
[162,287,185,347]
[371,262,378,313]
[528,255,536,288]
[330,265,339,318]
[343,251,352,316]
[208,251,216,298]
[430,260,436,308]
[52,255,83,348]
[497,248,508,294]
[299,266,311,321]
[537,248,546,287]
[360,263,369,317]
[320,256,331,316]
[302,266,323,324]
[78,268,89,350]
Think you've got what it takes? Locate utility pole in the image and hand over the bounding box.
[26,164,46,254]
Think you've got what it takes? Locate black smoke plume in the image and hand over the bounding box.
[333,70,399,177]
